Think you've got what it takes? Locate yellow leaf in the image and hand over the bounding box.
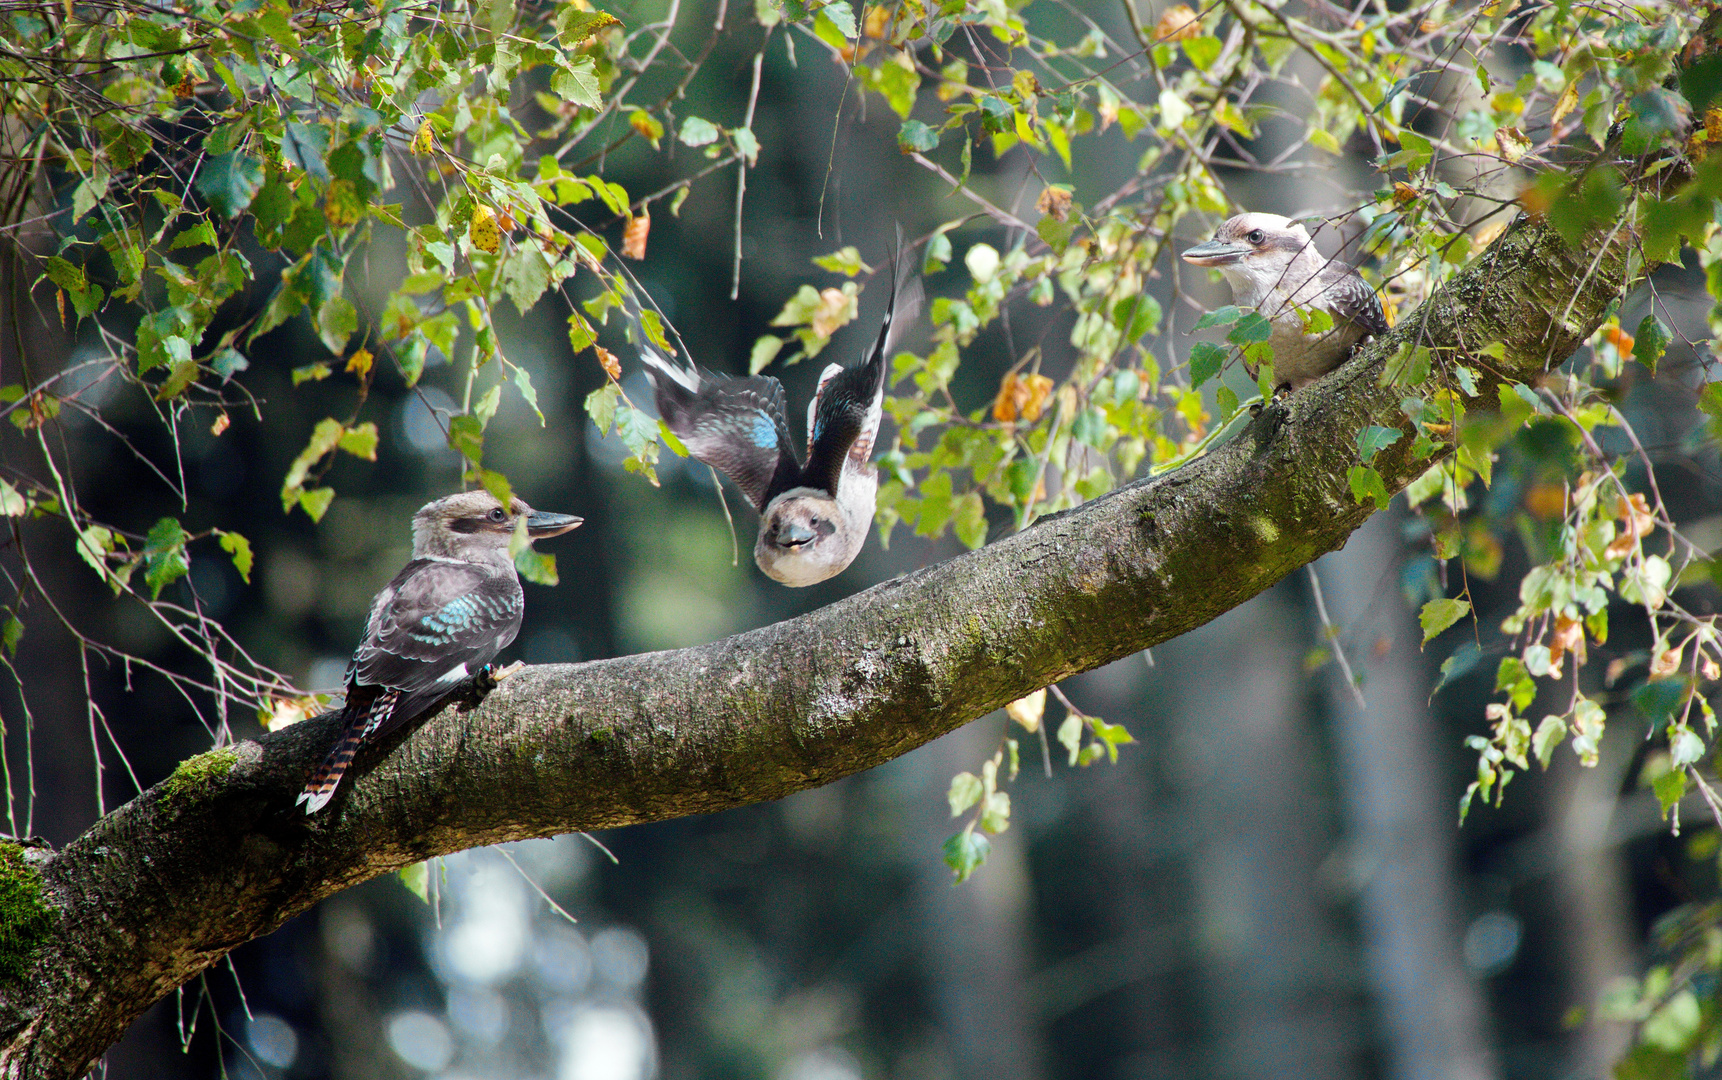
[1005,689,1047,732]
[345,347,373,380]
[1551,81,1579,127]
[470,205,501,254]
[411,120,435,155]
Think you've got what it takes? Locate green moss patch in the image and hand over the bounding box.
[0,843,53,984]
[160,747,239,806]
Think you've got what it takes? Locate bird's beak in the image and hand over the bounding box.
[525,511,583,538]
[775,521,816,547]
[1181,239,1250,267]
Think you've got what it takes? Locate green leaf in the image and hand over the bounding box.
[512,366,544,424]
[514,546,559,586]
[1056,713,1082,766]
[141,517,191,600]
[1189,341,1227,388]
[1419,597,1471,645]
[942,830,990,883]
[281,121,329,181]
[1532,715,1565,769]
[1356,425,1404,464]
[398,861,431,903]
[196,152,264,218]
[1496,656,1535,712]
[553,58,603,109]
[1192,305,1242,330]
[315,294,358,355]
[749,334,785,374]
[1380,342,1432,387]
[897,119,940,153]
[679,117,721,147]
[947,771,983,816]
[298,487,335,522]
[952,491,987,550]
[1347,464,1390,508]
[1,612,21,658]
[1227,311,1272,346]
[448,415,484,464]
[292,363,331,386]
[586,382,621,434]
[338,422,379,460]
[1632,314,1671,374]
[216,529,254,583]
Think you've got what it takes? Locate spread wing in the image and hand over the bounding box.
[348,558,523,734]
[802,235,924,497]
[643,346,802,513]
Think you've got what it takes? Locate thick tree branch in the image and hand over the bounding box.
[0,212,1633,1077]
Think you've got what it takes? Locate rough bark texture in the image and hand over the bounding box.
[0,211,1631,1077]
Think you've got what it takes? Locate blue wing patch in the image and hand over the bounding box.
[750,412,778,449]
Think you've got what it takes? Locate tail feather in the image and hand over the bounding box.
[297,689,399,814]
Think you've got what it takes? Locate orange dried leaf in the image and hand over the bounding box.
[1602,325,1634,354]
[621,212,650,260]
[1392,182,1419,206]
[596,346,622,380]
[1651,644,1684,678]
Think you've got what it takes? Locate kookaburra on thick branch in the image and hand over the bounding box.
[1181,212,1388,391]
[297,491,581,813]
[643,238,923,587]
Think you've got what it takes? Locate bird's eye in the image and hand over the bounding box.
[488,507,506,522]
[1246,229,1265,245]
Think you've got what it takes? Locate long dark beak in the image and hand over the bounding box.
[526,510,583,538]
[1181,239,1249,267]
[775,521,815,547]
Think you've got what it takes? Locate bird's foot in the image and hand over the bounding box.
[492,660,526,682]
[455,662,517,712]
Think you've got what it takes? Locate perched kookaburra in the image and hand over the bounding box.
[641,242,922,587]
[297,491,581,813]
[1181,212,1388,391]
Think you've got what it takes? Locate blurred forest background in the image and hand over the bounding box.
[3,0,1717,1075]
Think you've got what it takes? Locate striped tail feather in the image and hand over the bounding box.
[296,689,400,814]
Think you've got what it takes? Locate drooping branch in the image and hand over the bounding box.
[0,211,1633,1078]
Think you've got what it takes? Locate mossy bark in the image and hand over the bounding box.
[0,212,1633,1077]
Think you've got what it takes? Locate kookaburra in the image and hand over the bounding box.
[642,239,922,587]
[297,490,581,813]
[1181,212,1388,391]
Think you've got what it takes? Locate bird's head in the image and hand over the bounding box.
[1181,213,1318,290]
[755,487,853,587]
[411,491,583,561]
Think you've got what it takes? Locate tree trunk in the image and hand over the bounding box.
[0,211,1634,1077]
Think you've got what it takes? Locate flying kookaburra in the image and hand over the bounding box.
[1181,212,1388,391]
[297,490,581,813]
[641,240,922,587]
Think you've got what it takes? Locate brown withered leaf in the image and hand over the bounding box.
[1391,182,1418,207]
[1651,643,1684,679]
[596,346,622,381]
[1036,186,1073,222]
[1549,615,1585,671]
[622,211,650,260]
[1154,4,1199,41]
